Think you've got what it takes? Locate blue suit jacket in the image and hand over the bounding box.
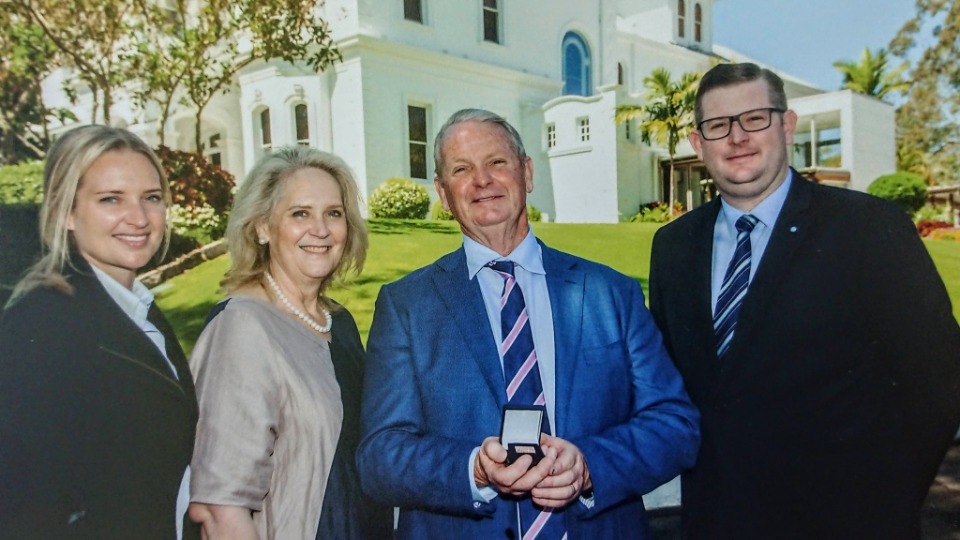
[358,240,699,539]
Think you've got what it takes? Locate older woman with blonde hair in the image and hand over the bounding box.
[0,125,198,539]
[188,146,392,539]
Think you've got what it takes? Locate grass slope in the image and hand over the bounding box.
[156,220,960,353]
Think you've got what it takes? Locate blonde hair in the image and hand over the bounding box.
[9,125,170,304]
[221,146,368,308]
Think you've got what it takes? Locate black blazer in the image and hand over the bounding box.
[649,172,960,540]
[0,257,198,539]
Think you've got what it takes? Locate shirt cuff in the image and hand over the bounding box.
[469,446,498,504]
[579,492,595,509]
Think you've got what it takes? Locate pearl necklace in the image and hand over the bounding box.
[264,271,332,334]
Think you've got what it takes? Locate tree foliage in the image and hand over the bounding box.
[890,0,960,185]
[135,0,342,151]
[2,0,340,153]
[615,68,700,215]
[832,47,909,100]
[0,12,69,163]
[6,0,143,125]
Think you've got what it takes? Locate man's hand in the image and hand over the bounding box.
[531,434,592,508]
[473,436,557,496]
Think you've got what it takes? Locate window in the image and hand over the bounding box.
[408,105,428,179]
[295,104,310,146]
[694,3,702,42]
[677,0,686,39]
[482,0,500,43]
[205,133,222,167]
[578,117,590,142]
[404,0,423,23]
[617,62,625,86]
[562,32,591,96]
[258,108,272,153]
[546,123,556,149]
[625,120,631,141]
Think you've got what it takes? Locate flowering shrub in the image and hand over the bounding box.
[917,219,952,238]
[430,198,454,220]
[915,204,952,224]
[168,203,224,243]
[929,228,960,241]
[630,200,684,223]
[154,146,235,240]
[369,178,430,219]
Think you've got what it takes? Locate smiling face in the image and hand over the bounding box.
[258,167,347,289]
[434,120,533,253]
[68,149,166,289]
[689,79,798,211]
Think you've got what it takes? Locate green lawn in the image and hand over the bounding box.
[155,219,960,353]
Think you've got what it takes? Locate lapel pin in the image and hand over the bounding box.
[789,226,798,233]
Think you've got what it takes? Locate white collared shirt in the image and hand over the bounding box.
[89,265,189,540]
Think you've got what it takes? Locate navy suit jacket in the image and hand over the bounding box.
[650,173,960,539]
[358,240,699,539]
[0,256,198,538]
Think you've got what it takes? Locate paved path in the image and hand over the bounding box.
[924,443,960,539]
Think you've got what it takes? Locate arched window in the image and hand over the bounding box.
[617,62,625,86]
[678,0,686,39]
[562,32,591,96]
[294,103,309,146]
[205,133,222,166]
[694,3,702,42]
[257,108,272,154]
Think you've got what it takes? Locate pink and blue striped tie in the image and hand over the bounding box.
[488,261,566,540]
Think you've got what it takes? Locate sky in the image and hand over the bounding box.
[713,0,918,91]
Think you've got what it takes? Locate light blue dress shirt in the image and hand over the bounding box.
[462,229,558,505]
[711,172,793,313]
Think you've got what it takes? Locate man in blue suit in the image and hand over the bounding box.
[358,109,700,539]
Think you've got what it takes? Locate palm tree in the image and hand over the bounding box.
[833,47,909,101]
[616,67,700,216]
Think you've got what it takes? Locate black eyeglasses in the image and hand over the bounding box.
[697,107,786,141]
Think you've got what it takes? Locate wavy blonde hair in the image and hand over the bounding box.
[221,146,368,308]
[8,125,170,305]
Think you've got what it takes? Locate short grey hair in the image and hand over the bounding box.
[433,109,527,179]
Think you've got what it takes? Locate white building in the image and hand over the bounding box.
[43,0,895,222]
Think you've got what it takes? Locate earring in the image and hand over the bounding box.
[258,238,268,245]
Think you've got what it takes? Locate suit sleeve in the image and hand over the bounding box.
[357,284,494,517]
[571,276,700,517]
[864,203,960,486]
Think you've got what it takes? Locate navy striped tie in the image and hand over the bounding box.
[713,214,759,358]
[487,261,566,540]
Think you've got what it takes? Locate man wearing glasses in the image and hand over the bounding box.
[649,62,960,539]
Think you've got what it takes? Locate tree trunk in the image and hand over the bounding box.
[102,85,112,125]
[90,87,100,124]
[194,105,204,153]
[667,157,676,217]
[158,98,172,146]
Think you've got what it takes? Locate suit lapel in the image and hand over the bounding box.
[433,249,506,407]
[689,200,722,362]
[541,243,583,437]
[68,261,189,392]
